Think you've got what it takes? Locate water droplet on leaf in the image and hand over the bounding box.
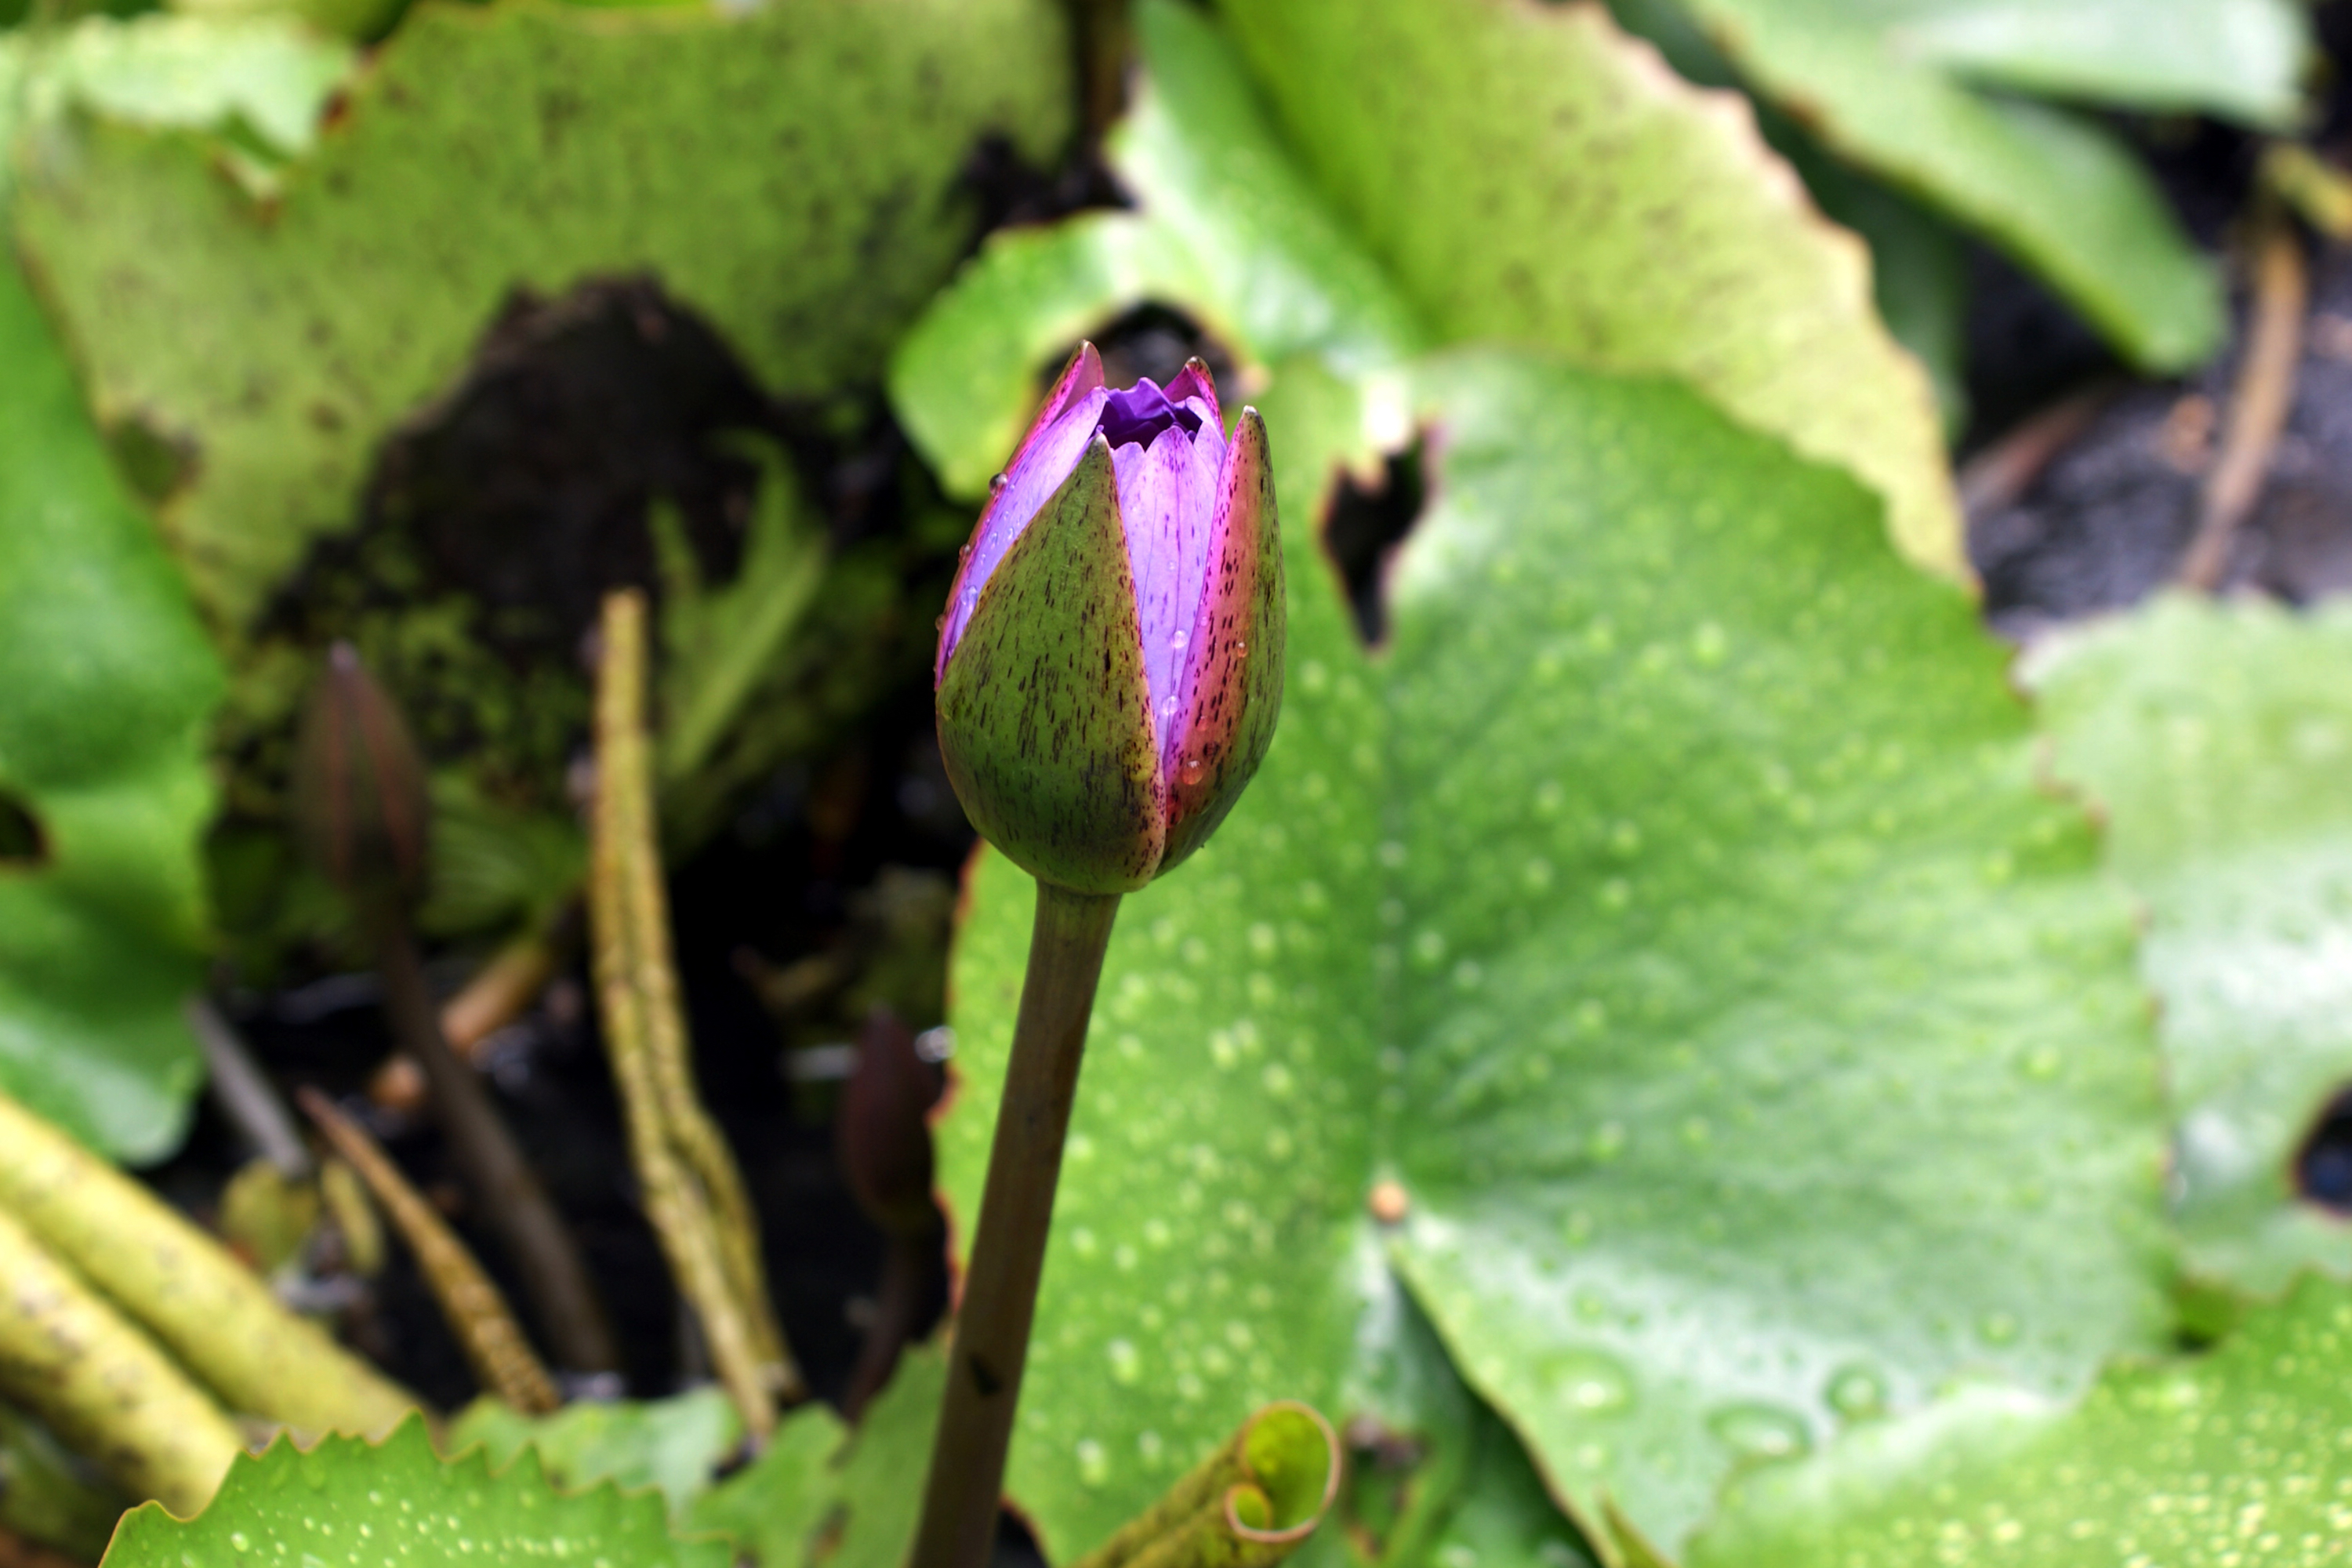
[1825,1362,1888,1420]
[1541,1348,1634,1415]
[1706,1402,1812,1460]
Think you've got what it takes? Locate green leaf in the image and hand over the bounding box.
[0,1404,132,1563]
[1687,1273,2352,1567]
[1775,140,1972,441]
[0,257,221,1162]
[100,1414,730,1568]
[684,1341,941,1568]
[1209,0,1958,577]
[889,0,1422,503]
[445,1388,743,1521]
[1656,0,2244,369]
[654,435,828,798]
[1837,0,2307,125]
[938,349,2169,1559]
[893,0,1955,579]
[10,0,1072,633]
[683,1403,845,1568]
[2029,594,2352,1300]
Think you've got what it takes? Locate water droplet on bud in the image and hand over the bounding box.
[1180,757,1206,786]
[1234,640,1247,658]
[959,544,971,561]
[934,615,946,632]
[989,473,1008,494]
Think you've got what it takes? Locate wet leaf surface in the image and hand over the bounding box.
[101,1415,728,1568]
[940,348,2169,1558]
[2031,594,2352,1298]
[0,259,221,1160]
[1688,1274,2352,1568]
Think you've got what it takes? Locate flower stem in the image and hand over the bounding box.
[909,880,1122,1568]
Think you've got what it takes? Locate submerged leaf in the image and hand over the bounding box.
[446,1388,744,1521]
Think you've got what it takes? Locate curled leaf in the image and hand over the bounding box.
[1075,1403,1341,1568]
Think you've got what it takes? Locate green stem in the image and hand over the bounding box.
[909,880,1121,1568]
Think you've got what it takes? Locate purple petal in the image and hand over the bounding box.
[1098,377,1204,449]
[937,347,1109,680]
[1111,418,1227,753]
[1162,359,1221,430]
[1160,408,1279,873]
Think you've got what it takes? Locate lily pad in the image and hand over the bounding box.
[0,258,221,1161]
[894,0,1956,579]
[2030,594,2352,1300]
[938,349,2168,1559]
[100,1415,728,1568]
[10,0,1071,633]
[1688,1273,2352,1568]
[1210,0,1958,577]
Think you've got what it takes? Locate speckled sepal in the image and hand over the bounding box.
[937,436,1166,894]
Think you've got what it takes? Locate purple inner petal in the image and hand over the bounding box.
[1098,378,1204,449]
[1112,417,1227,756]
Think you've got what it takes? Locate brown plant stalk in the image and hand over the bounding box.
[299,1089,561,1415]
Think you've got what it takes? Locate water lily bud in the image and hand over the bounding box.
[294,643,430,917]
[935,345,1283,894]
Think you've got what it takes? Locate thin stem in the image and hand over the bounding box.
[370,909,620,1374]
[2180,198,2307,590]
[186,996,313,1179]
[844,1221,943,1421]
[909,880,1121,1568]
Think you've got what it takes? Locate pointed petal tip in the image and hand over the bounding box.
[1038,341,1108,426]
[1228,406,1270,465]
[1164,358,1223,423]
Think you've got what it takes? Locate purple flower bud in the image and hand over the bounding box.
[935,344,1284,895]
[294,643,431,917]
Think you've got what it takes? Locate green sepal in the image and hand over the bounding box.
[938,437,1165,894]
